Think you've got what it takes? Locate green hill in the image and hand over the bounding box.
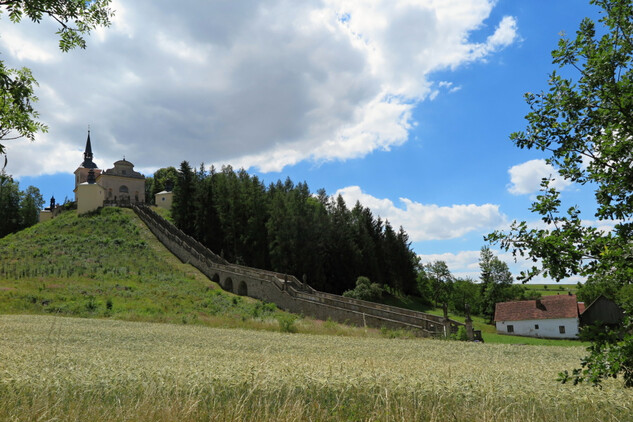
[0,207,285,328]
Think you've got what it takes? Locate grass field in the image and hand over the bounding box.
[1,315,630,422]
[525,283,579,297]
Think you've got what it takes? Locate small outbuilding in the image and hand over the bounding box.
[494,295,583,339]
[580,295,624,328]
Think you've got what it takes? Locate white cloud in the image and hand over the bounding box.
[417,248,584,285]
[507,159,573,195]
[335,185,507,241]
[1,0,518,177]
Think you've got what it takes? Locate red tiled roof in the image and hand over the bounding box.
[494,295,581,322]
[578,302,586,314]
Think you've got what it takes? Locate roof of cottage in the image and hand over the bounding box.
[494,295,582,322]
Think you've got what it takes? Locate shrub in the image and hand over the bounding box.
[451,326,468,341]
[343,276,384,302]
[276,314,298,333]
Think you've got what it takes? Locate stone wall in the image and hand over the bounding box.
[132,205,477,338]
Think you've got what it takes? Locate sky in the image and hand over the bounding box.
[2,0,607,284]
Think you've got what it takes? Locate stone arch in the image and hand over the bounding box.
[211,273,220,284]
[119,185,129,193]
[223,277,233,293]
[237,281,248,296]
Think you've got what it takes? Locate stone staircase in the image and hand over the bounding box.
[132,204,481,340]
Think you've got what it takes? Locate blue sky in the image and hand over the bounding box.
[4,0,605,283]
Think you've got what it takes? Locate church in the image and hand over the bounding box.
[74,131,146,214]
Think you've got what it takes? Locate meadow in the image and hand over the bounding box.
[1,315,630,422]
[0,208,310,332]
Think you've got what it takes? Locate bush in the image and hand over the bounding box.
[343,277,384,302]
[451,326,468,341]
[276,314,298,333]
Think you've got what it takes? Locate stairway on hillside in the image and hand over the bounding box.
[132,204,481,340]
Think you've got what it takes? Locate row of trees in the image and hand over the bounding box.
[418,247,537,321]
[167,162,419,295]
[0,173,44,238]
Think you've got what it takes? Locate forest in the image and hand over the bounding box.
[150,162,419,296]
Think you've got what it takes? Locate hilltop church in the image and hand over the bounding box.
[74,131,146,214]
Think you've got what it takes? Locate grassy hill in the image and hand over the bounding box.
[0,207,369,335]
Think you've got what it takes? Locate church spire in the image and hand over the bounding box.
[81,130,98,169]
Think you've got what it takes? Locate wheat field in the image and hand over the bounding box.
[0,315,631,421]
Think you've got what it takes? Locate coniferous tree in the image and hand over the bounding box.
[171,161,196,235]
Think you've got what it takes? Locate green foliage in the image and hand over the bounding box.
[479,246,530,322]
[420,260,454,307]
[0,0,113,154]
[169,166,419,296]
[487,0,633,386]
[276,313,298,333]
[0,174,43,237]
[451,326,469,341]
[342,276,384,302]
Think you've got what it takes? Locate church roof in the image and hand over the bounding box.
[113,158,134,166]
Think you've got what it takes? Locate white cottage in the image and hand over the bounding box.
[494,295,584,339]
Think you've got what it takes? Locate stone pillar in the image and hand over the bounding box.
[442,302,451,338]
[465,303,474,341]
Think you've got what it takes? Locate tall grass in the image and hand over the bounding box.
[1,315,631,421]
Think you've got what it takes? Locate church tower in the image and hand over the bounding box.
[74,131,102,200]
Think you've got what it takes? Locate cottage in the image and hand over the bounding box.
[494,295,583,339]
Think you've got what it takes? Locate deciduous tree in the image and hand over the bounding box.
[0,0,113,159]
[487,0,633,387]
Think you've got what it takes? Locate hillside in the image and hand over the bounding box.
[0,207,290,329]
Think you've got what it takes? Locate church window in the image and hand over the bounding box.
[119,185,129,193]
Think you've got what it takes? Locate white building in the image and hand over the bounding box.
[494,295,584,339]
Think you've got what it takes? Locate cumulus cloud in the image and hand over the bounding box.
[1,0,518,177]
[335,186,507,241]
[417,247,584,285]
[507,159,573,195]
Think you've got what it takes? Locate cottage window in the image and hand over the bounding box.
[559,326,566,334]
[507,325,514,333]
[535,324,539,330]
